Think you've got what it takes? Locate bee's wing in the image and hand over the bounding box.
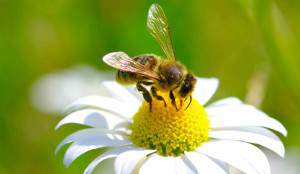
[103,52,160,80]
[147,4,176,60]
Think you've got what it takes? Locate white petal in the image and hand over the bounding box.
[55,128,129,155]
[209,127,285,157]
[207,104,287,136]
[123,86,143,101]
[101,81,141,107]
[63,95,137,119]
[206,97,243,108]
[193,78,219,105]
[197,140,270,174]
[84,146,134,174]
[55,109,127,130]
[113,121,131,131]
[114,148,154,174]
[139,154,195,174]
[184,152,228,174]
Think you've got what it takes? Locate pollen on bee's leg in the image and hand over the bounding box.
[130,92,209,157]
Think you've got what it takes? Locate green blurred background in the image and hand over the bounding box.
[1,0,300,173]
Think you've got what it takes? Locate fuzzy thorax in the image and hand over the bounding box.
[130,93,209,156]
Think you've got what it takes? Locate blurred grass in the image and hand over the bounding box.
[0,0,300,173]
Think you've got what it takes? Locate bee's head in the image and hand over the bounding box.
[159,61,185,87]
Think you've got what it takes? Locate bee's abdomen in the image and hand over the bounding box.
[116,55,158,85]
[116,71,138,85]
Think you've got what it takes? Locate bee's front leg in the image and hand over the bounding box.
[179,73,196,110]
[185,95,192,110]
[137,81,152,112]
[150,87,167,107]
[169,90,178,111]
[180,98,184,107]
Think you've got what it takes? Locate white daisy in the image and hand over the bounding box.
[55,78,287,174]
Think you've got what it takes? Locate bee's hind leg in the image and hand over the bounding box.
[137,82,152,112]
[169,90,178,111]
[150,87,167,107]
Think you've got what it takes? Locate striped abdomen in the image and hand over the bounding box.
[116,71,140,85]
[116,54,158,85]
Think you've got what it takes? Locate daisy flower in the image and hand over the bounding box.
[55,78,287,174]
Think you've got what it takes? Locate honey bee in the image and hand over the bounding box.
[103,4,196,111]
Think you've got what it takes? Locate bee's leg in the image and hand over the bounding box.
[141,81,153,86]
[179,97,188,108]
[185,95,192,110]
[150,87,167,107]
[169,90,178,111]
[180,99,183,107]
[137,82,152,112]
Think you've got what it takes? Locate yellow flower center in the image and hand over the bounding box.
[130,93,209,156]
